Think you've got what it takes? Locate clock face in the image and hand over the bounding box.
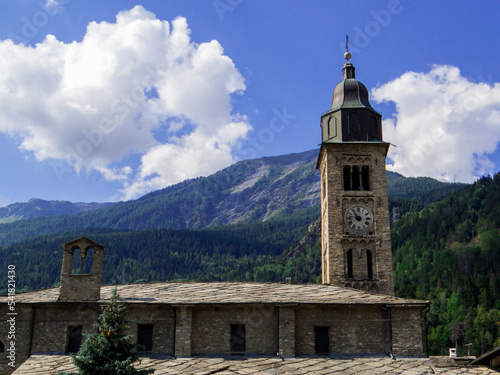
[345,205,373,232]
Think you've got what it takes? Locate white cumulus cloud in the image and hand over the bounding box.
[0,6,250,200]
[372,65,500,182]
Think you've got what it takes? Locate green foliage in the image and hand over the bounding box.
[392,173,500,356]
[62,290,153,375]
[387,171,466,204]
[0,207,320,293]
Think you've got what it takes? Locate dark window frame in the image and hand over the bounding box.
[343,165,370,191]
[230,324,246,354]
[314,326,330,355]
[367,251,373,280]
[137,324,154,352]
[347,249,353,279]
[66,325,83,354]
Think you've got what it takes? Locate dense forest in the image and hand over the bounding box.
[0,207,321,293]
[391,173,500,356]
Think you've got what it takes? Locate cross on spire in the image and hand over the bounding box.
[344,34,352,61]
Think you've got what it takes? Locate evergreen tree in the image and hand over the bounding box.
[62,289,153,375]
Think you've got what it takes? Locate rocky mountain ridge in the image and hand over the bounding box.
[0,149,466,246]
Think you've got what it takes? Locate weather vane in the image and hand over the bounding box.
[344,34,352,61]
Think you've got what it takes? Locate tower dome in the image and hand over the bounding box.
[330,62,376,112]
[320,58,383,143]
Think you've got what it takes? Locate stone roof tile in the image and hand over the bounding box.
[1,282,429,305]
[13,355,500,375]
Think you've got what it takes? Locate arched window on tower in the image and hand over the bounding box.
[347,249,353,279]
[352,166,360,190]
[361,166,370,190]
[343,166,351,190]
[367,250,373,280]
[343,165,370,191]
[71,247,95,275]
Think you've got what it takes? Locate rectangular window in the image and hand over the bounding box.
[137,324,153,352]
[314,326,330,355]
[67,326,82,354]
[230,324,246,354]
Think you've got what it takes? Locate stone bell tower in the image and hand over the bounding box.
[58,237,106,302]
[317,51,394,295]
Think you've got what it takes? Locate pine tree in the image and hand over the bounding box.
[62,289,153,375]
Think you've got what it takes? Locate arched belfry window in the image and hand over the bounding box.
[367,250,373,280]
[361,166,370,190]
[343,165,370,191]
[71,247,95,275]
[343,166,351,190]
[352,166,361,190]
[347,249,353,279]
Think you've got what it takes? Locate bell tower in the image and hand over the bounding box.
[317,50,394,295]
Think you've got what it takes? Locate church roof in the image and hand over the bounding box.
[2,281,428,306]
[11,354,499,374]
[61,236,106,249]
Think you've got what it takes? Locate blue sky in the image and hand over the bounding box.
[0,0,500,206]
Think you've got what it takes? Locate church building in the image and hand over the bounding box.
[0,55,429,375]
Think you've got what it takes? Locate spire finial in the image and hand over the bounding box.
[344,34,352,61]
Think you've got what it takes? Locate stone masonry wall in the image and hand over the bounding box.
[123,304,174,354]
[295,304,390,355]
[319,142,395,296]
[278,306,295,358]
[391,306,427,357]
[191,304,277,355]
[1,301,427,374]
[0,305,32,375]
[30,303,99,354]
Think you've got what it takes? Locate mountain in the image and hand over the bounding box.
[0,206,321,294]
[0,149,466,246]
[387,171,467,204]
[0,198,115,224]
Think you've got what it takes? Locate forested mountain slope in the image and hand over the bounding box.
[0,149,465,246]
[0,207,320,294]
[392,173,500,356]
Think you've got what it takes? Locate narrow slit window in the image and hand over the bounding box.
[347,250,353,279]
[367,251,373,280]
[361,166,370,190]
[71,248,81,274]
[343,166,351,191]
[314,326,330,355]
[230,324,246,354]
[352,166,361,190]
